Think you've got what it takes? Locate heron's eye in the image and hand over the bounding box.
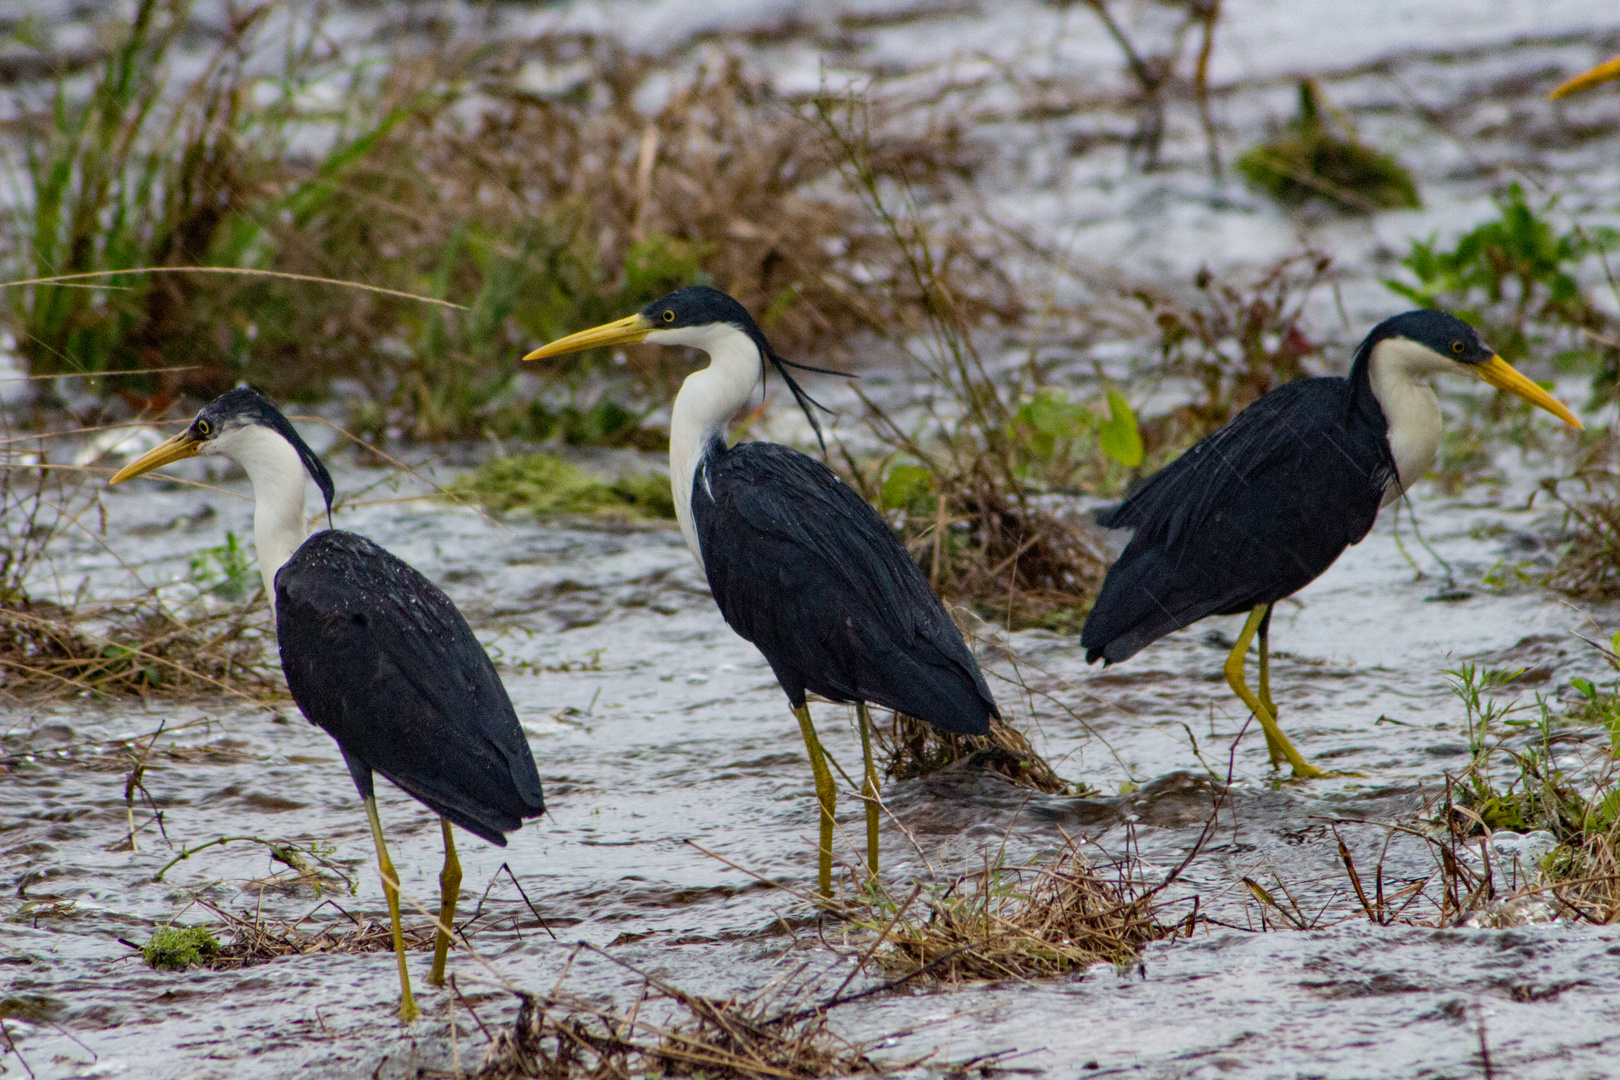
[1450,340,1465,355]
[195,419,212,437]
[662,309,675,323]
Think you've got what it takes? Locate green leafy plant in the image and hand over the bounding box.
[1439,661,1620,921]
[187,532,256,601]
[1097,387,1145,468]
[878,462,936,517]
[1007,387,1142,485]
[1384,183,1617,386]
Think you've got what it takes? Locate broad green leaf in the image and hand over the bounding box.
[1013,389,1090,462]
[1097,388,1143,468]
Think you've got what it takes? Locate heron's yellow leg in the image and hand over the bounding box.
[429,817,460,986]
[855,702,880,877]
[364,797,419,1023]
[794,704,836,898]
[1255,607,1287,765]
[1224,606,1320,779]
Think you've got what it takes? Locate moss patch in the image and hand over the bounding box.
[142,925,222,971]
[1238,80,1419,214]
[450,454,675,520]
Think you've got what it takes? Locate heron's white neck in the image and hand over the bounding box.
[213,425,310,607]
[661,323,764,569]
[1366,337,1452,506]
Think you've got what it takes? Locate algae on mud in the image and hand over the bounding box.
[450,453,675,521]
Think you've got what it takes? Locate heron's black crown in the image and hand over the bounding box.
[189,387,336,515]
[642,285,845,448]
[640,285,761,337]
[1360,309,1493,366]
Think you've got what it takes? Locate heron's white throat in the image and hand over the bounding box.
[1365,336,1458,505]
[210,424,310,607]
[660,322,764,570]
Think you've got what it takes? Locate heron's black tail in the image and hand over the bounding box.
[1081,547,1221,665]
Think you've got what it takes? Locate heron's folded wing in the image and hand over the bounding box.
[698,442,996,733]
[276,531,544,844]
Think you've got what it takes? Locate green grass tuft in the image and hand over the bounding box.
[1442,662,1620,921]
[450,454,675,520]
[142,925,221,971]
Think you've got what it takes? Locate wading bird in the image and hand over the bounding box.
[1552,53,1620,98]
[1080,310,1581,778]
[525,286,996,896]
[110,389,544,1021]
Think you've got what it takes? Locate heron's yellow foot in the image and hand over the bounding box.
[794,705,836,898]
[365,797,419,1023]
[429,817,460,986]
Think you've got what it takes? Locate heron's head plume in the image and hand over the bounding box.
[525,285,849,450]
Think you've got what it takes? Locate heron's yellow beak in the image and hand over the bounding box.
[1475,355,1582,429]
[523,313,655,362]
[108,430,203,484]
[1551,54,1620,99]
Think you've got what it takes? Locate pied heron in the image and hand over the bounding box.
[1080,310,1581,778]
[109,388,544,1021]
[525,286,997,896]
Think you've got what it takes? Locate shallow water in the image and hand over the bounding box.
[6,1,1620,1077]
[4,441,1617,1078]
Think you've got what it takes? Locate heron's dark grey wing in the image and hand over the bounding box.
[1082,377,1391,664]
[694,440,995,735]
[275,530,544,845]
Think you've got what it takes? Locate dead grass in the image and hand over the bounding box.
[3,3,1003,442]
[0,597,278,702]
[1279,660,1620,930]
[814,93,1112,631]
[0,441,280,703]
[853,833,1170,984]
[1544,831,1620,924]
[470,946,883,1080]
[199,900,435,968]
[874,712,1069,795]
[1544,437,1620,599]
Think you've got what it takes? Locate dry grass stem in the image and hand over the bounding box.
[194,900,434,969]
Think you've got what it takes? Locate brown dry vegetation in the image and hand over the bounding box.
[2,2,1016,442]
[876,711,1070,794]
[853,833,1170,983]
[468,946,882,1080]
[200,900,436,968]
[0,446,279,702]
[1545,435,1620,599]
